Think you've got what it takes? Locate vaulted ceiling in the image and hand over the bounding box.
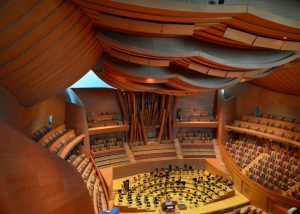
[0,0,299,106]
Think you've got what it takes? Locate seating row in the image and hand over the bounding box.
[90,134,125,152]
[41,128,67,147]
[224,136,300,200]
[92,148,127,158]
[229,205,265,214]
[68,154,105,212]
[87,112,121,128]
[261,114,300,125]
[177,131,213,144]
[232,120,300,142]
[224,138,265,169]
[134,152,177,160]
[30,125,52,141]
[176,107,214,122]
[53,133,76,154]
[131,144,175,152]
[30,123,105,212]
[242,115,300,133]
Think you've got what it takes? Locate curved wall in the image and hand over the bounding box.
[0,86,65,136]
[224,83,300,119]
[0,121,94,213]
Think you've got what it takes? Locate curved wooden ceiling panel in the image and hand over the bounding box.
[99,56,242,94]
[1,0,299,103]
[0,0,101,106]
[251,60,300,96]
[76,0,300,47]
[97,69,197,96]
[97,29,298,69]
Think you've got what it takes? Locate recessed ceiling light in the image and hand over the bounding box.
[283,37,287,39]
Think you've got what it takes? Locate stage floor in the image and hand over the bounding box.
[111,173,249,214]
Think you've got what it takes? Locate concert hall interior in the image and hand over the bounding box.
[1,0,300,214]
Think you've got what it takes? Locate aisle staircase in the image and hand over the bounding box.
[242,153,265,174]
[174,138,183,159]
[123,142,136,163]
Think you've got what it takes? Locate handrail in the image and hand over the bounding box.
[49,130,75,152]
[59,134,85,159]
[89,155,109,207]
[88,124,129,135]
[225,125,300,147]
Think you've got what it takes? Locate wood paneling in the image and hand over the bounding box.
[0,86,65,133]
[65,102,90,155]
[225,82,300,119]
[0,0,101,106]
[252,60,300,96]
[0,121,94,213]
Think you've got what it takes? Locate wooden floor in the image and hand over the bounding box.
[111,173,249,214]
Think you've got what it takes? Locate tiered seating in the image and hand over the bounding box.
[246,149,300,194]
[229,205,265,214]
[287,183,300,200]
[261,114,300,125]
[90,133,124,152]
[131,144,176,160]
[33,123,106,212]
[177,131,215,158]
[52,132,76,154]
[92,148,130,169]
[230,115,300,143]
[30,125,52,141]
[177,107,214,121]
[114,166,234,211]
[87,112,121,128]
[41,127,67,148]
[224,138,265,169]
[181,144,216,158]
[177,131,212,144]
[68,154,105,212]
[224,136,300,200]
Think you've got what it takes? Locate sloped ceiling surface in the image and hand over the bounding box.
[0,0,102,106]
[251,59,300,96]
[0,0,299,106]
[75,0,300,96]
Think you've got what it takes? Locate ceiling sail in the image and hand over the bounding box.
[1,0,299,105]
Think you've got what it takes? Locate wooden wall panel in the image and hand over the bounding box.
[72,88,121,116]
[217,92,236,145]
[0,86,65,135]
[252,60,300,96]
[0,121,94,214]
[225,83,300,119]
[113,159,205,179]
[65,102,90,155]
[0,0,101,106]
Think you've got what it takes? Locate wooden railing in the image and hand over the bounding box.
[59,134,85,159]
[225,124,300,147]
